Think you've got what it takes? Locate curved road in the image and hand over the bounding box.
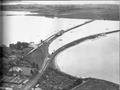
[19,29,119,90]
[19,20,95,90]
[23,20,94,57]
[51,30,120,59]
[19,21,120,90]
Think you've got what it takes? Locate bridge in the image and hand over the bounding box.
[19,20,120,90]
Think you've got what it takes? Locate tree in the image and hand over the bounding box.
[9,42,29,50]
[14,20,120,90]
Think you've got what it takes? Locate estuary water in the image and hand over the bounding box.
[3,10,119,84]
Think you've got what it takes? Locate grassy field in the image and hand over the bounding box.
[2,4,119,20]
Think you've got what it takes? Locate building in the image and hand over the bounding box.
[9,66,37,76]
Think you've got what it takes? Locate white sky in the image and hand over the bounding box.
[3,15,119,84]
[2,1,120,5]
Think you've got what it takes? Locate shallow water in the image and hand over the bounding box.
[55,33,119,84]
[3,11,119,84]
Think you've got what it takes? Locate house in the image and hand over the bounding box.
[9,66,37,76]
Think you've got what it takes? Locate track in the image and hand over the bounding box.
[18,21,120,90]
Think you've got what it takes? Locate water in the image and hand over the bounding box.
[3,11,119,84]
[55,33,119,84]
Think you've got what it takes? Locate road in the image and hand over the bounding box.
[18,20,97,90]
[19,56,51,90]
[19,29,119,90]
[23,20,94,57]
[50,30,120,60]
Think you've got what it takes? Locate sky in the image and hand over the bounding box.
[3,13,119,84]
[2,1,120,5]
